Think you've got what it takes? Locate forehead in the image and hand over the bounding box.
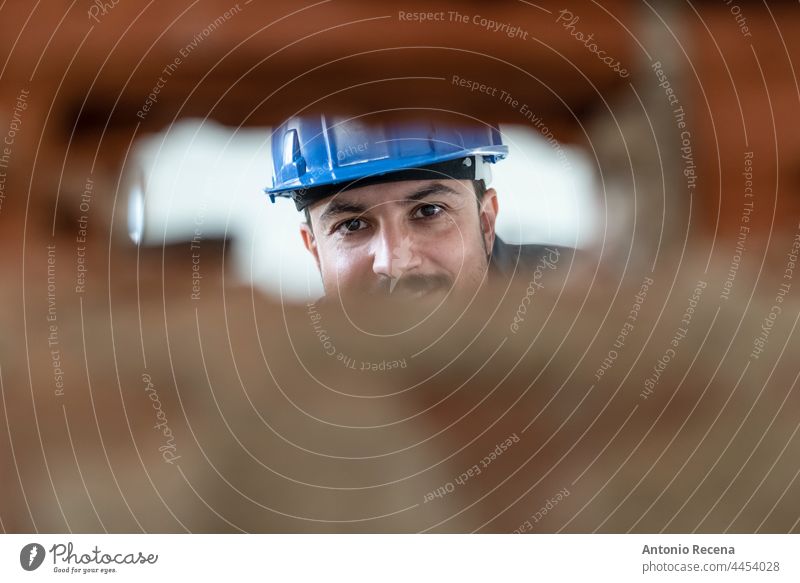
[308,179,474,218]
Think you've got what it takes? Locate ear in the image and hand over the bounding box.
[299,221,321,271]
[479,187,499,256]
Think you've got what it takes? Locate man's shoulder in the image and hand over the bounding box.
[490,237,572,277]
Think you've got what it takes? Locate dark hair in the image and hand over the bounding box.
[304,180,487,231]
[473,179,487,202]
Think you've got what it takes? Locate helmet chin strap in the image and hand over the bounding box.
[474,160,494,266]
[472,156,494,185]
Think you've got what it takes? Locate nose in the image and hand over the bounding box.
[371,221,419,281]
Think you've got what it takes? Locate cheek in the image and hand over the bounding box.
[425,216,483,273]
[318,241,369,288]
[425,239,464,275]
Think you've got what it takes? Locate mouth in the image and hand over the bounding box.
[390,283,448,302]
[395,288,429,301]
[358,274,453,302]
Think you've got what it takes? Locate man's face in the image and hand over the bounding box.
[300,179,499,305]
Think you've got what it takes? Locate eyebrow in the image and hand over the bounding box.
[319,201,367,224]
[406,182,461,201]
[318,182,462,224]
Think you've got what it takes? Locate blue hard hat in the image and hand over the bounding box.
[265,114,508,210]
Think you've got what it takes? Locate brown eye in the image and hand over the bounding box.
[413,204,443,219]
[338,218,368,233]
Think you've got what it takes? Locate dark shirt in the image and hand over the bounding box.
[490,236,567,280]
